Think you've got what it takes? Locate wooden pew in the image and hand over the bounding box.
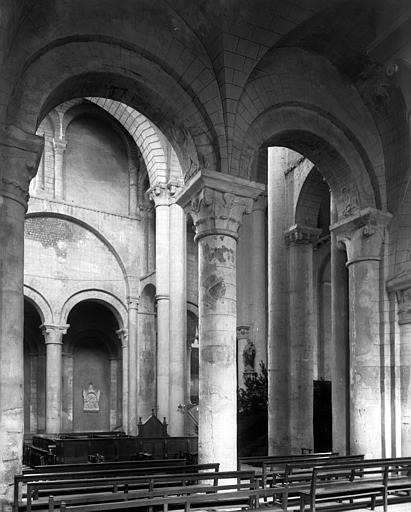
[25,470,256,512]
[58,484,287,512]
[298,458,411,512]
[23,458,187,474]
[14,462,219,512]
[272,454,365,509]
[237,451,336,470]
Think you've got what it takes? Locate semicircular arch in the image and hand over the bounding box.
[59,289,127,328]
[23,284,54,325]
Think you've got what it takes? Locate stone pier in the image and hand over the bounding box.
[0,126,43,506]
[177,170,263,470]
[332,208,391,457]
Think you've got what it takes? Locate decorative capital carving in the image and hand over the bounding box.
[52,138,67,154]
[127,296,140,310]
[331,207,392,265]
[116,328,128,348]
[386,271,411,325]
[167,179,184,204]
[0,125,44,209]
[396,288,411,324]
[236,325,250,340]
[148,182,170,207]
[41,323,69,344]
[176,171,264,241]
[284,224,322,246]
[252,194,267,213]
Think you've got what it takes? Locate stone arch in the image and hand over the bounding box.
[23,284,54,325]
[88,99,175,187]
[240,104,378,222]
[26,211,130,297]
[234,47,386,212]
[295,165,331,229]
[4,38,219,177]
[59,289,127,329]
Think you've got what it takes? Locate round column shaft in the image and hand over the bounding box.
[0,129,43,506]
[128,298,139,435]
[177,170,263,470]
[117,329,129,432]
[42,324,69,434]
[168,195,186,435]
[332,207,391,457]
[53,139,66,200]
[267,146,288,454]
[285,225,320,453]
[150,183,170,420]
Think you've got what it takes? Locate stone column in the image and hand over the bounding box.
[52,138,66,200]
[250,196,267,368]
[150,183,170,419]
[117,328,128,432]
[267,147,289,454]
[109,358,118,429]
[62,351,73,432]
[42,324,69,434]
[29,354,39,433]
[285,225,321,453]
[129,162,138,218]
[177,170,263,470]
[330,194,349,455]
[168,182,187,435]
[332,207,391,457]
[0,127,43,506]
[127,298,139,435]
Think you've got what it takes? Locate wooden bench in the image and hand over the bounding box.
[23,458,187,475]
[237,451,336,469]
[25,470,256,512]
[298,458,411,512]
[58,485,287,512]
[14,462,219,512]
[270,454,365,510]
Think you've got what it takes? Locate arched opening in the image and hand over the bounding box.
[23,299,46,436]
[65,301,121,432]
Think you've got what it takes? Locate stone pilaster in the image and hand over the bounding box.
[127,298,139,435]
[41,324,69,434]
[177,170,263,470]
[285,224,321,453]
[0,126,43,506]
[116,328,128,432]
[386,272,411,456]
[168,181,187,435]
[149,182,170,420]
[52,138,66,200]
[332,207,391,457]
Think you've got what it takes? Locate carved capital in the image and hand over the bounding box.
[176,170,264,241]
[284,224,322,246]
[52,138,67,155]
[331,207,392,265]
[386,271,411,325]
[0,125,44,208]
[41,323,69,344]
[128,296,140,310]
[252,194,267,213]
[167,179,184,204]
[116,328,128,348]
[396,288,411,324]
[237,325,250,340]
[148,182,170,207]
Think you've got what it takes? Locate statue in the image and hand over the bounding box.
[83,382,100,411]
[242,339,256,373]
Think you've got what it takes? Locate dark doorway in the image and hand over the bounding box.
[313,379,332,453]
